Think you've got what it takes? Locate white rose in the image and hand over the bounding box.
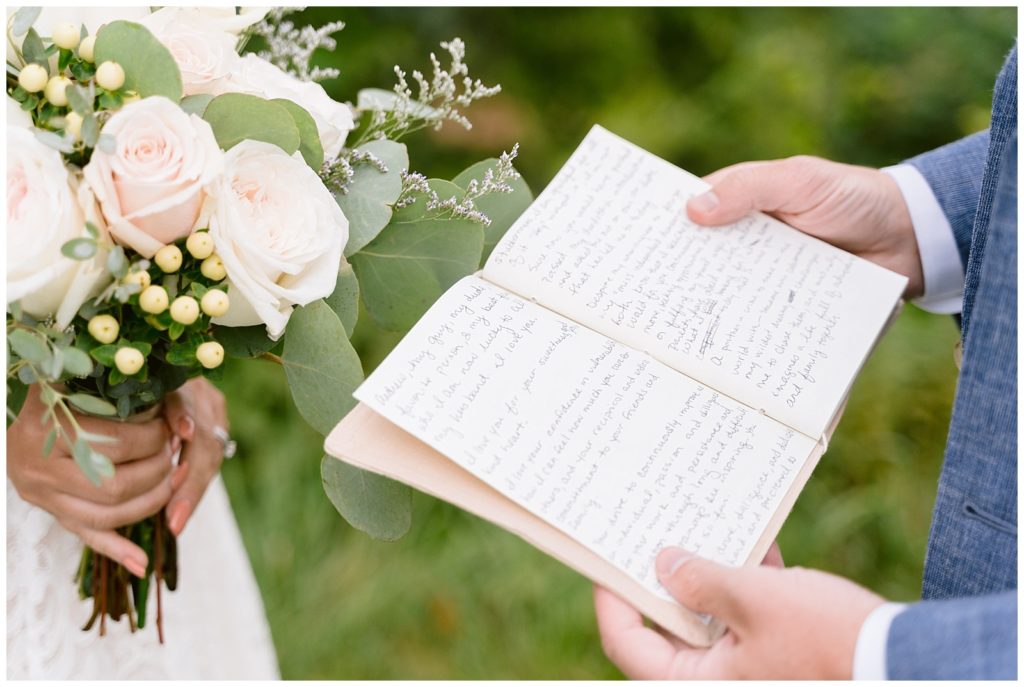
[226,54,355,161]
[202,140,347,339]
[186,6,269,35]
[83,96,224,258]
[7,96,32,128]
[6,6,151,66]
[7,127,110,328]
[141,8,240,96]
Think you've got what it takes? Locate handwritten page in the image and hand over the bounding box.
[356,277,817,598]
[483,126,907,438]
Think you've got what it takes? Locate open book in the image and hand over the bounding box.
[325,126,907,646]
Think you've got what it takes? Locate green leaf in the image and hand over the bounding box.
[94,21,182,100]
[81,115,99,147]
[325,262,360,338]
[452,159,534,262]
[321,456,411,541]
[7,380,29,425]
[180,93,214,117]
[8,329,49,365]
[61,238,97,261]
[105,245,128,278]
[203,93,300,154]
[21,28,48,71]
[89,344,118,367]
[282,300,364,436]
[215,325,276,359]
[272,98,324,169]
[61,347,93,377]
[337,139,409,257]
[72,438,114,486]
[165,341,199,366]
[66,84,93,115]
[350,180,485,332]
[168,321,185,340]
[11,7,41,36]
[67,394,117,416]
[42,428,57,457]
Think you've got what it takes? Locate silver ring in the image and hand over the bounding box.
[212,426,237,460]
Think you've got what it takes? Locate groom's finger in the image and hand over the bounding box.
[656,548,748,627]
[593,585,679,679]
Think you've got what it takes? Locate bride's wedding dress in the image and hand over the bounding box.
[7,475,279,679]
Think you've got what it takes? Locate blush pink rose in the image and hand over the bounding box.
[83,96,224,258]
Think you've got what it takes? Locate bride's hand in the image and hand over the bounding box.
[6,384,179,577]
[162,377,229,537]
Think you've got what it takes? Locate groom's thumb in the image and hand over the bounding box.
[686,160,797,226]
[657,547,743,623]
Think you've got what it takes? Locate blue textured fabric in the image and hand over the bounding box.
[888,591,1017,680]
[885,45,1017,680]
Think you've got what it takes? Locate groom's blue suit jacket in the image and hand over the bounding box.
[889,45,1017,679]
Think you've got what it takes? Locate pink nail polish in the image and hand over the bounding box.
[123,556,147,578]
[168,500,191,536]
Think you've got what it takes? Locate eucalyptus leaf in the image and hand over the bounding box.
[350,180,485,332]
[282,300,364,436]
[215,325,276,359]
[21,28,48,70]
[94,21,182,100]
[42,428,57,457]
[11,7,41,37]
[321,455,411,541]
[452,158,534,261]
[66,85,93,115]
[325,262,360,338]
[62,347,93,377]
[180,93,214,117]
[272,98,323,169]
[7,380,29,423]
[72,438,114,486]
[34,129,75,154]
[8,329,49,365]
[97,134,116,154]
[337,139,408,257]
[61,238,97,260]
[203,93,300,154]
[105,245,127,278]
[67,393,117,416]
[81,115,99,148]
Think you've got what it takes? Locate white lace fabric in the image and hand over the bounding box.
[7,475,280,679]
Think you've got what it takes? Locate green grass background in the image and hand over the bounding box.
[216,6,1016,679]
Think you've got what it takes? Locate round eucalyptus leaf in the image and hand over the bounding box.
[321,456,412,541]
[272,98,324,169]
[203,93,300,154]
[337,139,409,257]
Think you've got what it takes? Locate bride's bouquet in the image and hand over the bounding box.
[6,6,532,640]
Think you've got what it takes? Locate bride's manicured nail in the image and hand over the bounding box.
[171,462,190,490]
[168,500,191,536]
[179,415,196,440]
[656,547,692,578]
[123,556,147,578]
[170,435,182,455]
[689,190,719,215]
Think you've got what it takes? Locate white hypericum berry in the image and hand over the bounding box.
[18,64,48,93]
[200,289,230,317]
[185,232,215,260]
[78,35,96,63]
[87,314,119,344]
[114,347,145,375]
[64,111,83,140]
[43,76,72,106]
[196,341,225,369]
[123,269,151,289]
[52,22,81,50]
[139,285,169,314]
[169,296,200,325]
[154,245,183,273]
[200,254,227,281]
[95,61,125,91]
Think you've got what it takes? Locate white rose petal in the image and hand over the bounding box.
[226,54,355,160]
[83,96,224,258]
[202,140,348,339]
[7,126,110,328]
[140,7,241,96]
[7,96,33,128]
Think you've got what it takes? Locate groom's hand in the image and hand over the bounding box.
[594,547,884,679]
[686,156,925,298]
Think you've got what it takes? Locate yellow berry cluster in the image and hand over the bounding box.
[86,231,231,375]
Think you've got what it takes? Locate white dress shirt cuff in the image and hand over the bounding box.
[882,164,964,314]
[852,602,908,680]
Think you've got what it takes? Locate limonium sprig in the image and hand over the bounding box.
[248,6,344,82]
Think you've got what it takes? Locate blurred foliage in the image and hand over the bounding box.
[216,6,1016,679]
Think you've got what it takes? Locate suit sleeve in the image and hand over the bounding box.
[906,130,990,269]
[885,590,1017,679]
